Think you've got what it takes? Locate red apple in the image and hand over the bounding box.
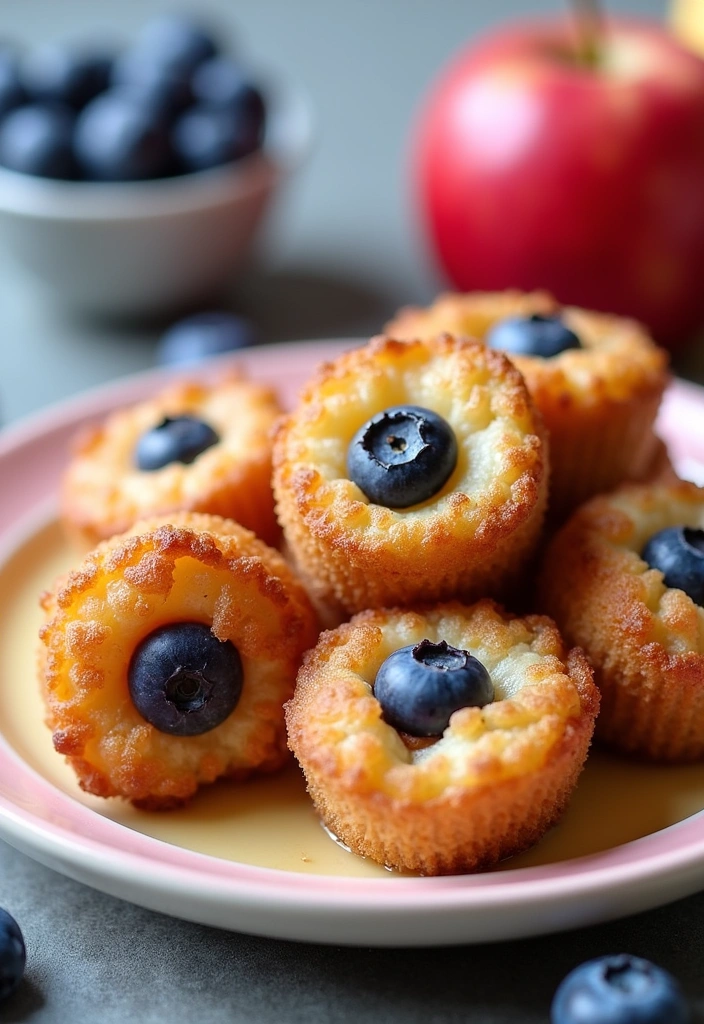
[413,17,704,347]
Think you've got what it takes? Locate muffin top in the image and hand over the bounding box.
[61,373,281,538]
[540,480,704,658]
[273,333,547,554]
[40,512,318,804]
[386,290,668,408]
[287,600,597,805]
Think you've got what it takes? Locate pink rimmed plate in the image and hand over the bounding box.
[1,340,704,948]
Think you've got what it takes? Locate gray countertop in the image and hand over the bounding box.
[3,0,704,1021]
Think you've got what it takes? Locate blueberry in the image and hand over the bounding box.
[551,954,690,1024]
[374,640,494,737]
[487,313,581,358]
[135,415,219,471]
[156,312,257,367]
[0,104,76,179]
[641,526,704,605]
[135,14,219,74]
[347,405,457,508]
[22,45,111,110]
[191,58,265,124]
[128,622,242,736]
[110,50,193,119]
[74,92,173,180]
[0,908,25,1003]
[0,49,25,118]
[172,103,263,172]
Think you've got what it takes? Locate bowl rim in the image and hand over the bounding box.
[0,76,314,220]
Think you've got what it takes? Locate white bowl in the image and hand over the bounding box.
[0,80,313,316]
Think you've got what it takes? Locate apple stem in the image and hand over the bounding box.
[572,0,603,68]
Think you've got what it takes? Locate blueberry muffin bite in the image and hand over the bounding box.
[286,600,599,874]
[39,512,318,807]
[61,373,282,549]
[272,333,549,622]
[539,480,704,761]
[386,290,669,519]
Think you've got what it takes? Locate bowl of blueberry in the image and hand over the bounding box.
[0,14,312,316]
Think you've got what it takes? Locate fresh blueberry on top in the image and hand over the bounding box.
[551,954,690,1024]
[374,640,494,737]
[74,91,173,180]
[128,622,243,736]
[0,907,25,1003]
[135,14,219,74]
[0,104,76,179]
[347,405,457,508]
[135,416,220,471]
[156,312,257,367]
[191,57,266,124]
[641,526,704,606]
[110,51,193,118]
[0,50,25,118]
[21,44,112,109]
[172,103,263,172]
[487,314,581,358]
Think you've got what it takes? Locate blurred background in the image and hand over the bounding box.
[0,0,688,422]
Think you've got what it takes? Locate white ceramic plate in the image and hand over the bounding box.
[2,339,704,947]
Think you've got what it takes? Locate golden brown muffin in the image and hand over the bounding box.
[286,600,598,875]
[61,373,282,549]
[386,290,669,519]
[39,512,319,807]
[539,480,704,761]
[273,333,549,622]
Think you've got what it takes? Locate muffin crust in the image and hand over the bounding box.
[286,600,598,874]
[273,334,548,621]
[39,512,318,806]
[539,480,704,761]
[62,373,282,548]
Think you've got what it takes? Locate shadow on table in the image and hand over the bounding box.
[212,887,704,1023]
[2,979,44,1022]
[59,266,398,350]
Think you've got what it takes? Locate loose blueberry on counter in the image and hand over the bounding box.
[487,313,581,358]
[641,526,704,606]
[0,103,76,178]
[551,954,690,1024]
[21,44,112,110]
[135,13,219,75]
[156,311,257,367]
[135,416,220,471]
[347,405,457,508]
[0,50,25,119]
[128,622,242,736]
[374,640,494,737]
[172,103,263,172]
[74,91,173,180]
[0,907,25,1003]
[191,57,266,124]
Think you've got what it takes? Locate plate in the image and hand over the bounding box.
[2,340,704,948]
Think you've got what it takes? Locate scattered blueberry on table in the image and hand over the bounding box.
[128,622,243,735]
[641,526,704,606]
[155,312,258,367]
[0,907,25,1003]
[486,313,582,358]
[551,954,690,1024]
[374,640,494,737]
[347,405,458,508]
[0,13,267,181]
